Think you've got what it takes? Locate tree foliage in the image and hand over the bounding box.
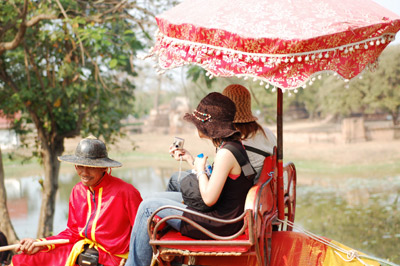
[359,45,400,125]
[0,0,150,142]
[181,45,400,126]
[266,45,400,124]
[314,45,400,125]
[0,0,157,238]
[186,66,215,89]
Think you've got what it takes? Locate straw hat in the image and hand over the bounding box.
[58,136,122,168]
[184,92,239,138]
[222,84,258,123]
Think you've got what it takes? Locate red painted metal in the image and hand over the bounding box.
[147,152,298,266]
[277,88,285,221]
[284,162,297,230]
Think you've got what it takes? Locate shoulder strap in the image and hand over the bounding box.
[243,145,271,157]
[223,142,247,166]
[223,142,256,178]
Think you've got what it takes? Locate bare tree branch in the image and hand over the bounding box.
[84,49,111,92]
[23,47,31,88]
[55,0,86,65]
[0,14,57,56]
[26,14,58,27]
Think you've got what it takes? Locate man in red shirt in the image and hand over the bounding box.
[11,136,142,266]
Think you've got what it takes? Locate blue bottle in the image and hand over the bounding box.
[197,153,213,176]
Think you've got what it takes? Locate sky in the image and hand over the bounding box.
[372,0,400,45]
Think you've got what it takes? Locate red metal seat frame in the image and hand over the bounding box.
[147,147,297,266]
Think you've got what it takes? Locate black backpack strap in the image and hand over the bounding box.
[223,143,256,179]
[243,145,271,157]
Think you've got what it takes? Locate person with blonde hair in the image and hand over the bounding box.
[222,84,277,183]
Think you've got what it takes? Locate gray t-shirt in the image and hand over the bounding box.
[242,127,277,183]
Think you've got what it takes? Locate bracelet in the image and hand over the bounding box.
[196,170,206,178]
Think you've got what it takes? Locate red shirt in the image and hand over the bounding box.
[12,172,142,266]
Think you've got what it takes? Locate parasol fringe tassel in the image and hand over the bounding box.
[144,35,386,93]
[153,31,395,64]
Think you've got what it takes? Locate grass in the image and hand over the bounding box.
[3,135,400,181]
[1,150,175,179]
[292,159,400,180]
[3,149,400,182]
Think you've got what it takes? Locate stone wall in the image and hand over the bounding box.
[142,96,192,135]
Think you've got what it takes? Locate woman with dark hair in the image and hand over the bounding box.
[125,92,254,266]
[222,84,277,183]
[166,84,277,192]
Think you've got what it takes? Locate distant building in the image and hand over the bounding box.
[168,96,191,135]
[142,96,192,135]
[0,112,20,150]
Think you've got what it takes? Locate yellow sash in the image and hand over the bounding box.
[65,238,128,266]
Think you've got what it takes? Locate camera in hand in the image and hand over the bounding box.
[172,137,184,149]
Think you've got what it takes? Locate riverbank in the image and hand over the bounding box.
[100,119,400,184]
[3,120,400,183]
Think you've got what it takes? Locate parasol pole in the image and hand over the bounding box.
[277,88,284,221]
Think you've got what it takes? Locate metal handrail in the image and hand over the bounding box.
[147,152,281,265]
[148,207,253,243]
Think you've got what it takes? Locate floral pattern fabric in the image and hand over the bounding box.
[150,0,400,90]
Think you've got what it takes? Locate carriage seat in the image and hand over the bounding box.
[149,209,254,253]
[147,151,278,265]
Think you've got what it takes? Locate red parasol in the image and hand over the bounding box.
[151,0,400,91]
[147,0,400,220]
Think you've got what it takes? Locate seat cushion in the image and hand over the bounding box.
[155,230,252,253]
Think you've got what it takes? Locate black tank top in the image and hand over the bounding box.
[180,141,253,239]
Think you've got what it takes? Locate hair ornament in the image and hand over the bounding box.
[193,109,212,123]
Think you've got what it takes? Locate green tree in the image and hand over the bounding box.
[295,78,323,120]
[318,75,366,117]
[0,0,152,238]
[359,45,400,125]
[308,46,400,124]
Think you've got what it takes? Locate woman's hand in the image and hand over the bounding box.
[198,149,239,206]
[17,238,44,255]
[169,145,194,165]
[194,154,207,173]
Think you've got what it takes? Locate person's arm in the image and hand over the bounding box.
[126,186,143,226]
[16,238,45,255]
[169,146,195,167]
[195,149,241,206]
